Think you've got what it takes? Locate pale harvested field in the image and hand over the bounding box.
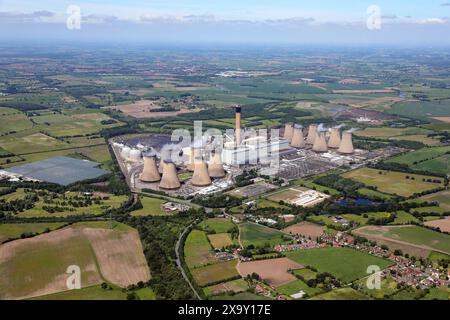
[237,258,302,287]
[424,217,450,233]
[433,117,450,123]
[82,228,151,287]
[111,99,194,118]
[0,226,150,300]
[332,89,394,94]
[283,222,325,238]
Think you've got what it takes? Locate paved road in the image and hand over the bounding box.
[175,220,202,300]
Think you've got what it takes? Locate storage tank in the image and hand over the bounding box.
[338,130,355,154]
[283,123,294,142]
[208,150,226,178]
[140,150,161,183]
[290,124,305,149]
[306,124,318,145]
[159,160,181,190]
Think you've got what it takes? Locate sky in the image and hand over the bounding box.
[0,0,449,45]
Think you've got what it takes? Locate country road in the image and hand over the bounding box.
[175,220,202,300]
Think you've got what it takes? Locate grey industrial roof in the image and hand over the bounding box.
[6,156,109,186]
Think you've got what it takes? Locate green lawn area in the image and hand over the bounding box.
[342,168,444,197]
[308,215,341,228]
[131,196,167,216]
[0,222,66,243]
[386,146,450,166]
[292,268,317,281]
[199,218,235,233]
[203,278,248,297]
[277,279,322,298]
[239,222,289,247]
[31,285,127,300]
[419,190,450,211]
[357,188,396,200]
[184,229,216,268]
[292,179,340,196]
[421,287,449,300]
[309,287,370,300]
[357,276,400,299]
[190,259,239,287]
[134,287,157,300]
[286,247,393,283]
[208,233,235,249]
[390,211,420,225]
[256,198,289,209]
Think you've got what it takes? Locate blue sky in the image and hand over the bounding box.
[1,0,449,44]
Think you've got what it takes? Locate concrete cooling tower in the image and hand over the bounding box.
[140,151,161,183]
[159,146,172,174]
[312,130,328,153]
[283,123,294,142]
[290,124,305,149]
[338,130,355,154]
[191,158,212,187]
[306,124,318,145]
[159,160,181,190]
[186,146,203,172]
[208,150,226,178]
[328,127,342,149]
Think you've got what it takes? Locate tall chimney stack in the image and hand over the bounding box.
[338,131,355,154]
[140,150,161,182]
[284,123,294,142]
[328,127,342,149]
[290,124,305,148]
[159,160,181,190]
[306,124,318,145]
[235,105,242,145]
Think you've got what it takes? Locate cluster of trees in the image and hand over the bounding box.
[235,169,258,187]
[371,161,447,180]
[313,174,364,196]
[0,193,38,215]
[193,194,241,209]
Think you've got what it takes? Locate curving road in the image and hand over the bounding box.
[175,220,202,300]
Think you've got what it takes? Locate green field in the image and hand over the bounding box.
[184,229,216,268]
[387,100,450,118]
[277,279,322,298]
[342,168,443,197]
[386,146,450,166]
[199,218,235,233]
[239,222,289,247]
[0,222,65,243]
[31,285,127,300]
[420,287,449,300]
[357,276,400,299]
[203,278,248,297]
[357,188,396,200]
[309,288,370,300]
[286,247,393,283]
[211,292,273,300]
[208,233,234,249]
[412,154,449,175]
[419,190,450,210]
[131,196,167,216]
[292,268,317,281]
[190,259,239,287]
[134,287,157,300]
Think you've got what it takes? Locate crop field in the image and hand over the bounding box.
[0,222,66,243]
[199,218,235,233]
[190,259,239,287]
[387,100,450,119]
[131,196,167,216]
[283,222,325,238]
[184,230,216,268]
[386,146,450,165]
[0,107,33,134]
[286,247,393,283]
[412,155,449,175]
[419,190,450,210]
[239,222,289,247]
[208,233,234,249]
[0,222,150,299]
[310,288,370,300]
[342,168,443,197]
[353,225,450,256]
[32,285,128,300]
[357,188,396,200]
[355,127,431,138]
[424,217,450,233]
[237,258,302,287]
[389,134,442,146]
[203,279,248,297]
[277,279,322,298]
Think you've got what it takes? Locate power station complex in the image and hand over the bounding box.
[111,105,359,195]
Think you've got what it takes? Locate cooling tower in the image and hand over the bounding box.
[191,159,212,187]
[159,160,181,190]
[186,146,203,172]
[129,149,142,162]
[284,123,294,142]
[312,130,328,153]
[338,131,355,154]
[159,147,172,174]
[140,151,161,183]
[328,127,342,149]
[208,150,226,178]
[290,124,305,148]
[306,124,318,145]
